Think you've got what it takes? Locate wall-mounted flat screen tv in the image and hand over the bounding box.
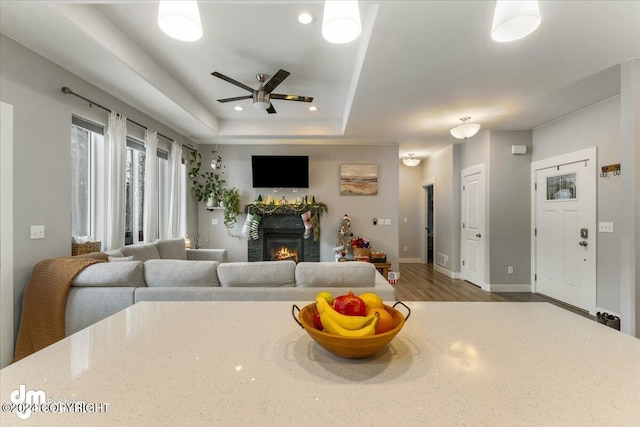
[252,155,309,188]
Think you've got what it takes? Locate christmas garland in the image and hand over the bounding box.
[244,202,328,216]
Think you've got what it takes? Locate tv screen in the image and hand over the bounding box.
[252,155,309,188]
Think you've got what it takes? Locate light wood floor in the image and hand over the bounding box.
[393,263,592,319]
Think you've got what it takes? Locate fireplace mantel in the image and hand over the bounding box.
[244,202,327,216]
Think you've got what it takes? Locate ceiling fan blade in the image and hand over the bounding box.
[211,72,255,93]
[266,104,277,114]
[262,69,290,94]
[271,94,314,103]
[217,95,253,103]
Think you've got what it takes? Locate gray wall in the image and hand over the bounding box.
[196,144,401,270]
[0,35,199,335]
[488,131,532,286]
[421,144,460,273]
[398,160,422,260]
[532,96,621,312]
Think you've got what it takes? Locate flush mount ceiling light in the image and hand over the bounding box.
[158,1,203,42]
[309,106,318,111]
[491,0,541,42]
[234,106,243,111]
[298,12,315,25]
[450,117,481,139]
[402,153,421,167]
[322,0,362,44]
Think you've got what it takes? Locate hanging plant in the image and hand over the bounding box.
[189,150,226,203]
[221,187,242,235]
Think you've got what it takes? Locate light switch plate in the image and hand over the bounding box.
[599,222,613,233]
[384,219,391,225]
[30,225,45,239]
[211,219,218,225]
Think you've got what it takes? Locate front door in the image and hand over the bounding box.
[461,164,486,289]
[534,152,596,313]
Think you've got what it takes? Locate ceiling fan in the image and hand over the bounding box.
[211,69,313,114]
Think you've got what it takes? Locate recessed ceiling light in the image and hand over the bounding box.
[298,12,314,25]
[234,106,243,111]
[309,106,318,111]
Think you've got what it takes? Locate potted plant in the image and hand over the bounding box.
[221,187,241,234]
[189,150,226,206]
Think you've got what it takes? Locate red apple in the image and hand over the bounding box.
[313,308,323,330]
[332,291,367,316]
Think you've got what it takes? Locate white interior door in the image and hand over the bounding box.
[461,164,486,289]
[534,154,596,313]
[1,101,14,368]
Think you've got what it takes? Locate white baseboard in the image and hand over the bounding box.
[490,284,532,292]
[399,258,421,263]
[596,307,621,317]
[434,265,461,279]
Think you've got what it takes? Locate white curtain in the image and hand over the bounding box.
[105,112,127,250]
[167,140,183,238]
[143,129,158,242]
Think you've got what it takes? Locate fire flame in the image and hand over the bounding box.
[272,246,298,263]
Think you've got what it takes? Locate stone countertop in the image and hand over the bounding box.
[1,301,639,426]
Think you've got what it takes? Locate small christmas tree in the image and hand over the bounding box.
[334,214,353,261]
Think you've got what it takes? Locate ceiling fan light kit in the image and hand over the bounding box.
[157,1,203,42]
[450,117,481,140]
[402,154,421,167]
[322,0,362,44]
[491,0,541,42]
[212,69,313,114]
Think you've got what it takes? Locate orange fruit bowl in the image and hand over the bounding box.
[293,302,410,359]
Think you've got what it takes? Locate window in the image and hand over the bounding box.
[71,115,186,246]
[71,117,104,240]
[125,139,145,245]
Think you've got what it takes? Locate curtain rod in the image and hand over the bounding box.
[61,86,196,153]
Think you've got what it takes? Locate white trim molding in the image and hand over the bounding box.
[490,284,531,292]
[1,101,14,368]
[434,264,461,279]
[399,258,421,263]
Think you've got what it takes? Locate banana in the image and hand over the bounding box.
[316,296,377,330]
[320,310,379,337]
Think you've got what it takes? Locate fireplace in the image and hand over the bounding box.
[248,214,320,262]
[264,231,303,262]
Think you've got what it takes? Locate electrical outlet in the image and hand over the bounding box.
[508,266,514,274]
[599,222,613,233]
[403,246,408,252]
[403,217,408,223]
[211,219,218,225]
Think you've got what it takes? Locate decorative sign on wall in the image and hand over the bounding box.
[340,164,378,195]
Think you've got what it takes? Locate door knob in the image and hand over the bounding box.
[475,233,481,238]
[579,241,588,247]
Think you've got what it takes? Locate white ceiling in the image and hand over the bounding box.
[1,1,639,159]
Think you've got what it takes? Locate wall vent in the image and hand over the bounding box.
[436,252,448,267]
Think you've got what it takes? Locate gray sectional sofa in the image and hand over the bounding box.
[65,239,396,336]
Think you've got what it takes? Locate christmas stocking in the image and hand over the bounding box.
[250,214,262,240]
[301,211,313,239]
[242,213,254,240]
[311,214,320,242]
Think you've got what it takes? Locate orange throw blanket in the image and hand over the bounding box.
[13,253,108,362]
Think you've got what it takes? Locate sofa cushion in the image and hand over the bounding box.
[217,261,295,287]
[109,256,135,262]
[104,249,124,257]
[295,262,376,288]
[155,238,187,260]
[144,259,220,287]
[72,261,146,287]
[121,243,160,261]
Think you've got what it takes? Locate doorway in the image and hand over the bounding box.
[422,178,435,266]
[531,148,596,314]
